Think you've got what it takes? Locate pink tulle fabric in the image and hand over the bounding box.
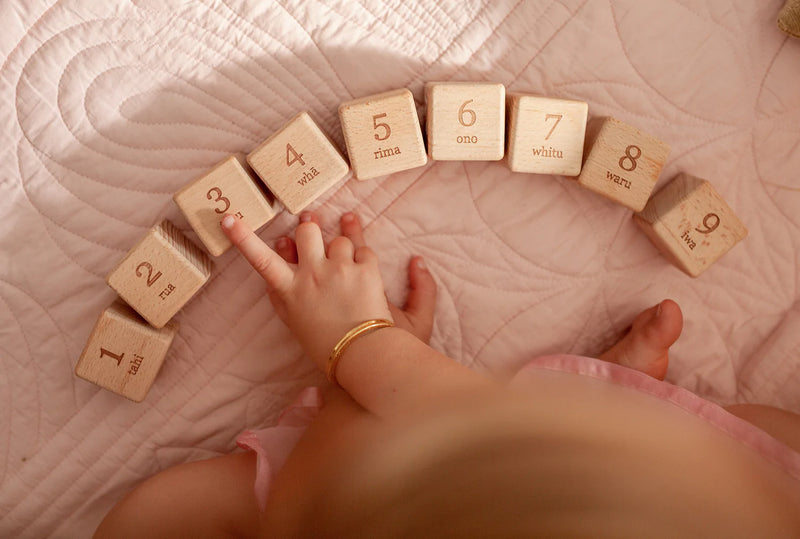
[236,355,800,510]
[235,386,323,511]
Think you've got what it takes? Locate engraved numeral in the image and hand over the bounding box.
[458,100,476,127]
[135,261,162,287]
[286,143,305,167]
[373,113,391,141]
[544,114,562,141]
[100,347,125,366]
[695,213,720,234]
[618,144,641,172]
[206,187,230,214]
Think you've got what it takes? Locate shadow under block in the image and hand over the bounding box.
[247,112,349,215]
[506,94,588,176]
[174,156,278,256]
[75,302,178,402]
[425,82,505,161]
[339,88,427,180]
[633,173,748,277]
[577,117,670,211]
[106,220,212,328]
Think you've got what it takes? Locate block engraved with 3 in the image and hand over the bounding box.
[247,112,349,215]
[506,93,588,176]
[425,82,505,161]
[106,220,212,328]
[339,88,427,180]
[75,302,178,402]
[633,173,748,277]
[577,117,670,211]
[174,155,278,256]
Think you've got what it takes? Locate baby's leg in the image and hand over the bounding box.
[95,452,260,537]
[725,404,800,453]
[598,302,800,452]
[598,299,683,380]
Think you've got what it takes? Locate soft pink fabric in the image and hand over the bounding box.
[238,356,800,509]
[236,387,323,511]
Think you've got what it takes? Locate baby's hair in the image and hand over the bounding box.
[294,392,800,538]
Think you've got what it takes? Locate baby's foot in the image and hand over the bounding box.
[598,299,683,380]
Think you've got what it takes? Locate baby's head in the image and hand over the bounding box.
[288,387,800,537]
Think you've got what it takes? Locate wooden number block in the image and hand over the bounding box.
[247,112,349,215]
[339,88,427,180]
[506,93,588,176]
[75,301,178,402]
[578,117,670,211]
[174,155,278,256]
[633,173,748,277]
[106,220,212,328]
[425,82,505,161]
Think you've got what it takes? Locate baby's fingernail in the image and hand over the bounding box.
[299,213,312,223]
[342,212,355,223]
[221,215,236,229]
[416,257,426,270]
[655,301,663,318]
[276,237,288,249]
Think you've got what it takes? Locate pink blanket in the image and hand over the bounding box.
[1,1,799,536]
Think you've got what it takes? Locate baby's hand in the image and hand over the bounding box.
[274,212,437,343]
[221,213,392,371]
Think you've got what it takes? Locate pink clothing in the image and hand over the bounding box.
[236,387,323,511]
[236,355,800,511]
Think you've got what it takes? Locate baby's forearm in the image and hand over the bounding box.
[334,326,496,419]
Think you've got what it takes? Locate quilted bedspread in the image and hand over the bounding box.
[2,0,799,536]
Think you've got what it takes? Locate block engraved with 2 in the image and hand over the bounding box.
[136,261,162,286]
[135,261,176,300]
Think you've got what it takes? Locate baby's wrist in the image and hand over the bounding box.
[326,319,395,384]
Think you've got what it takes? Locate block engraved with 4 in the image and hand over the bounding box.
[247,112,349,214]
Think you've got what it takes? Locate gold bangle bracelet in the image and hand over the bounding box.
[327,319,394,385]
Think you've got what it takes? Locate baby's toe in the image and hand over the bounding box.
[600,300,683,380]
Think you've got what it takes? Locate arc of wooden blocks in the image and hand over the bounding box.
[77,82,748,401]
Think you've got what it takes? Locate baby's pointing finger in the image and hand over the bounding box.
[221,215,293,291]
